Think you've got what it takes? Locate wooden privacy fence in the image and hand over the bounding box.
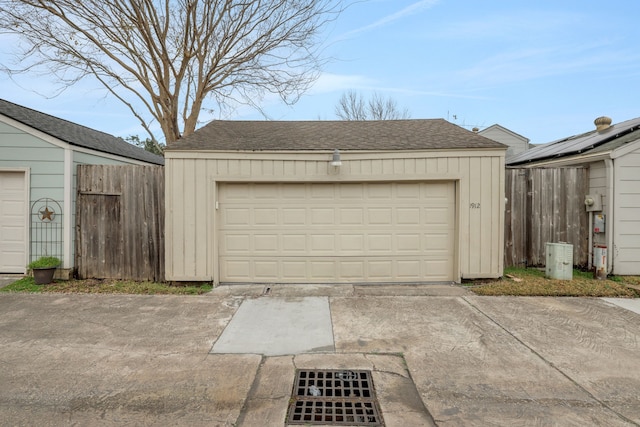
[505,167,589,268]
[76,165,164,281]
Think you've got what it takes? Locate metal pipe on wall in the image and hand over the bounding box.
[604,158,615,274]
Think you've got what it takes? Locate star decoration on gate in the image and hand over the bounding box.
[39,207,55,222]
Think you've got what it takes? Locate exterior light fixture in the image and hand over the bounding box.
[331,148,342,167]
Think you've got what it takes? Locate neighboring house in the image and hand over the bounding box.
[507,116,640,275]
[0,98,164,275]
[478,124,530,159]
[165,119,507,284]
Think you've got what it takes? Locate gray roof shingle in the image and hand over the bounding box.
[0,98,164,165]
[167,119,506,151]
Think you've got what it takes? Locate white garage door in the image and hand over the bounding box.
[0,172,27,273]
[218,182,455,283]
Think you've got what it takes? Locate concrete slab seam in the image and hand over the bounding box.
[234,354,275,427]
[461,296,638,426]
[207,295,246,354]
[363,352,438,425]
[327,297,337,354]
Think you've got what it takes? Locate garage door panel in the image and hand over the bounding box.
[368,234,393,251]
[423,233,454,251]
[310,261,336,279]
[396,183,421,198]
[283,261,306,279]
[282,185,306,199]
[2,225,24,242]
[425,260,451,280]
[224,208,250,225]
[368,260,393,279]
[254,235,278,252]
[339,184,364,199]
[221,256,455,282]
[397,207,421,224]
[340,234,364,252]
[222,234,250,253]
[282,208,306,225]
[255,261,278,279]
[2,200,23,216]
[311,208,334,224]
[424,207,453,224]
[339,208,364,224]
[397,234,421,252]
[1,252,24,268]
[310,234,335,252]
[253,183,279,199]
[223,183,250,200]
[397,260,421,279]
[218,182,455,283]
[368,208,393,224]
[367,184,392,198]
[283,235,306,252]
[0,172,27,273]
[340,261,365,278]
[423,181,451,196]
[310,185,334,199]
[222,260,251,280]
[254,208,278,225]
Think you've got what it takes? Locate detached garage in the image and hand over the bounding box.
[165,120,506,284]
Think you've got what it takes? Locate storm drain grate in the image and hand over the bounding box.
[286,369,384,426]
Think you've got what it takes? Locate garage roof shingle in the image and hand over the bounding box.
[168,119,506,151]
[0,98,164,165]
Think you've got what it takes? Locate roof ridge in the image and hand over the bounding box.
[0,98,164,165]
[167,118,506,151]
[0,98,117,140]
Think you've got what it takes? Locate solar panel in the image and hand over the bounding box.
[508,117,640,165]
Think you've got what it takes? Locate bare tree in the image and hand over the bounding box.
[335,90,411,120]
[0,0,343,146]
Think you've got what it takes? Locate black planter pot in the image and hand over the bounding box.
[33,267,56,285]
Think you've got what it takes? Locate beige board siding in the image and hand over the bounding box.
[613,150,640,274]
[164,151,505,282]
[165,159,211,280]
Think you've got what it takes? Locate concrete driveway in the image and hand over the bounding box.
[0,284,639,426]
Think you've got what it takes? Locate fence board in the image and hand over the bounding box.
[505,168,588,268]
[76,165,164,281]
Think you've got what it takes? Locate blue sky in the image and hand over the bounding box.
[2,0,640,144]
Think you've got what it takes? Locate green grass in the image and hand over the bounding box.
[468,267,639,297]
[1,277,44,293]
[4,268,639,297]
[0,277,213,295]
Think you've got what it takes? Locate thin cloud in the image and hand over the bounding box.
[309,72,378,94]
[341,0,440,38]
[428,10,582,41]
[458,42,640,86]
[308,72,493,102]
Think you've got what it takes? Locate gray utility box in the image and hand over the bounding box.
[545,242,573,280]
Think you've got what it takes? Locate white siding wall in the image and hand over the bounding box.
[479,127,528,158]
[165,150,505,282]
[613,148,640,274]
[0,122,65,203]
[0,119,153,269]
[588,161,608,246]
[0,122,64,265]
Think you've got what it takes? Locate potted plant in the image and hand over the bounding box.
[27,257,61,285]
